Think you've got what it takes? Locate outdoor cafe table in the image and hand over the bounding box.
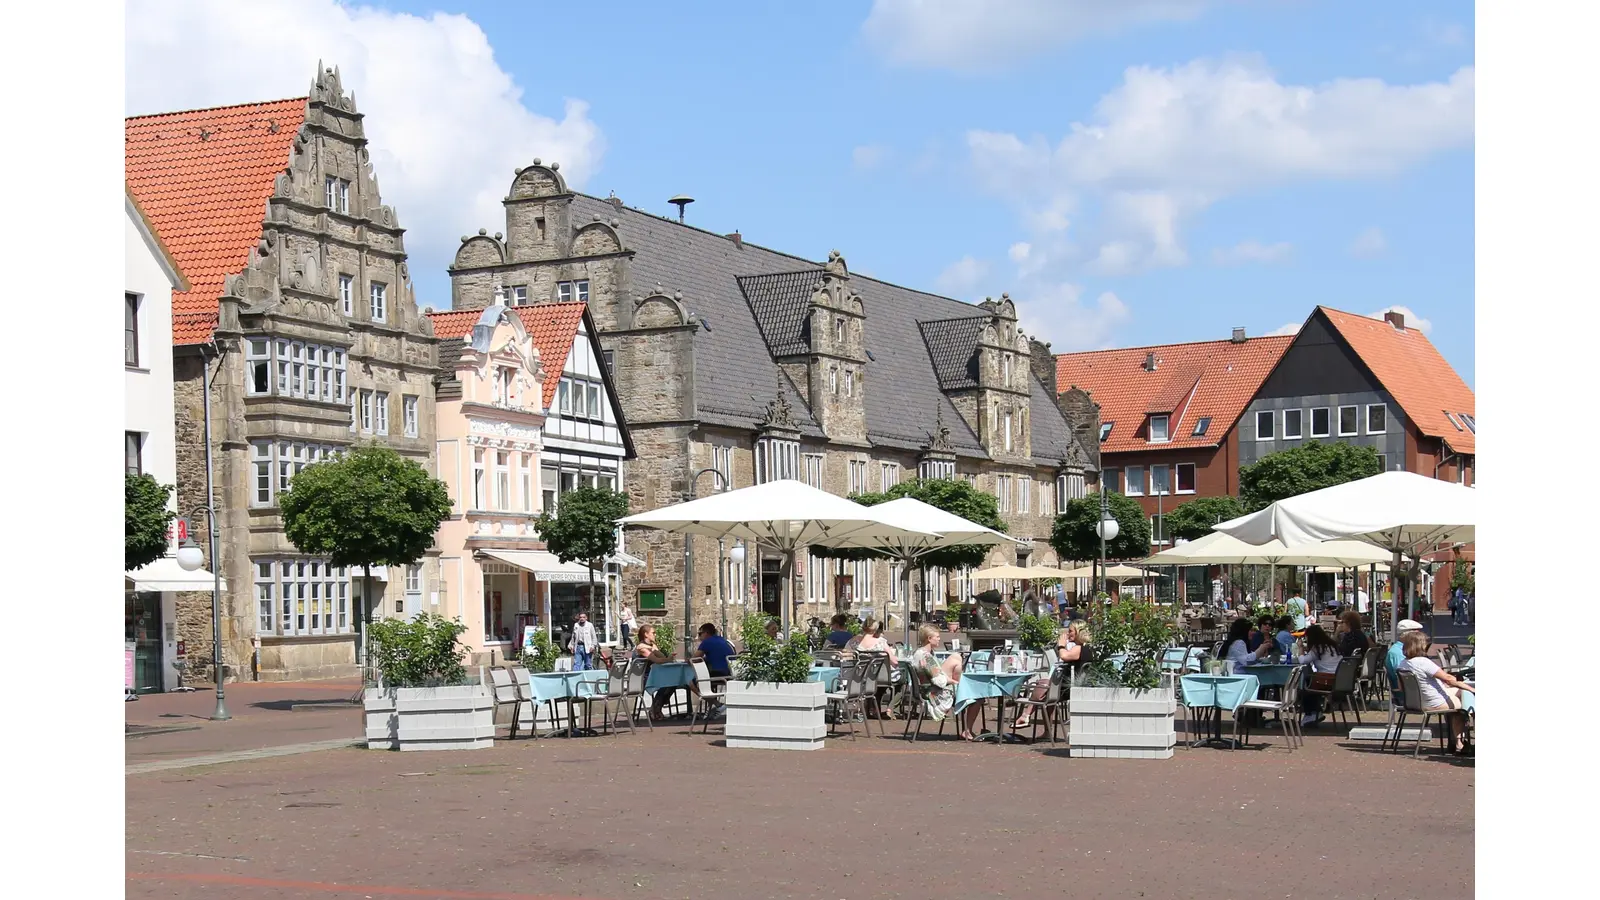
[808,666,842,692]
[1241,664,1297,688]
[954,672,1034,743]
[641,662,697,717]
[1180,673,1260,749]
[528,670,610,738]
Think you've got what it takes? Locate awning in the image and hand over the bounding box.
[606,549,645,567]
[125,557,227,592]
[477,549,597,583]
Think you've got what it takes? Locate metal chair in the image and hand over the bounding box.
[1238,665,1304,751]
[488,667,528,740]
[1010,664,1070,744]
[855,654,890,736]
[1356,646,1385,709]
[622,656,653,731]
[825,661,868,740]
[1302,656,1363,725]
[510,666,556,737]
[1388,671,1454,757]
[688,660,730,734]
[574,664,633,736]
[900,661,948,742]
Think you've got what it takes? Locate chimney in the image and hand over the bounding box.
[726,231,743,250]
[1143,352,1158,372]
[1384,311,1405,330]
[1231,326,1247,344]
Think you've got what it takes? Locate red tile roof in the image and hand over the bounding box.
[1056,335,1292,454]
[126,98,307,344]
[1319,307,1476,455]
[428,303,588,410]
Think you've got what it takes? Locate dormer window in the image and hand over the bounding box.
[1099,422,1113,442]
[1192,416,1211,437]
[1149,414,1169,443]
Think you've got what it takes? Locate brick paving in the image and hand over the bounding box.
[126,680,363,767]
[127,706,1473,900]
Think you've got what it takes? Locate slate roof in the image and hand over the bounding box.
[1318,307,1476,455]
[1056,335,1292,454]
[125,98,307,344]
[738,270,819,356]
[918,317,986,391]
[570,195,1083,463]
[429,302,588,410]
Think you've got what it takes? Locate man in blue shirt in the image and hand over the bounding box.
[692,622,737,678]
[1385,619,1424,701]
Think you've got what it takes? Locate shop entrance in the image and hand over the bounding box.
[125,590,164,693]
[760,558,782,619]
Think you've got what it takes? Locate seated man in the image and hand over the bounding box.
[824,614,854,649]
[1385,619,1425,701]
[691,622,736,679]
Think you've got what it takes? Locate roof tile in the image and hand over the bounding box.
[429,303,587,410]
[1319,307,1475,455]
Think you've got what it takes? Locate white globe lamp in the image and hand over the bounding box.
[176,541,206,572]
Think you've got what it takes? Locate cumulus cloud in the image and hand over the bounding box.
[861,0,1211,71]
[1368,305,1432,333]
[967,58,1473,275]
[125,0,605,308]
[1214,240,1293,266]
[934,255,991,298]
[1015,283,1130,352]
[1349,226,1388,258]
[1267,321,1302,336]
[852,143,891,171]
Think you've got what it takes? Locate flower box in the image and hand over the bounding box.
[723,680,828,751]
[364,676,495,751]
[1069,685,1176,759]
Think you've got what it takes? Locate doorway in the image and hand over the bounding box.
[125,590,164,693]
[760,558,782,619]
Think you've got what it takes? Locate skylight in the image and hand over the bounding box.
[1460,413,1475,433]
[1444,410,1463,431]
[1192,416,1211,437]
[1099,422,1113,442]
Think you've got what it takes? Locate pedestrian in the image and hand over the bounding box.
[619,604,636,649]
[567,611,598,671]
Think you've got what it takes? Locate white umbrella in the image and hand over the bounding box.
[1141,531,1392,567]
[619,480,940,639]
[1214,471,1476,636]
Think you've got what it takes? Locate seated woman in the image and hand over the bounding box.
[824,614,854,649]
[1297,624,1343,726]
[1015,619,1094,729]
[1335,610,1372,657]
[1272,616,1296,662]
[1246,615,1274,652]
[910,623,983,740]
[631,625,679,721]
[852,618,898,666]
[1399,631,1474,755]
[1220,618,1272,673]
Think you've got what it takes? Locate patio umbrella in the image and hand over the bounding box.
[1144,531,1392,620]
[1214,471,1476,637]
[810,496,1023,644]
[619,479,940,641]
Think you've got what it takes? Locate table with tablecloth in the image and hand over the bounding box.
[808,666,842,692]
[954,671,1035,742]
[1180,673,1260,748]
[528,670,610,737]
[1239,664,1297,688]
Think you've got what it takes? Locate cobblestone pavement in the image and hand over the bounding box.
[126,680,363,768]
[127,708,1473,900]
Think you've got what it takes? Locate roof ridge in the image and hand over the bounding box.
[1056,334,1293,358]
[126,96,308,122]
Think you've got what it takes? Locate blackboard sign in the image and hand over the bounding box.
[639,588,666,611]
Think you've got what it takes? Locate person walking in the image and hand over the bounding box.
[568,611,598,671]
[619,604,636,649]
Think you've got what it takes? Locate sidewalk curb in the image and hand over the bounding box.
[126,738,363,776]
[126,724,203,739]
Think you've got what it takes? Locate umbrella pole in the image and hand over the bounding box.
[901,555,914,648]
[781,546,794,640]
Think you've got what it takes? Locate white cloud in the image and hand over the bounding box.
[1214,240,1293,265]
[967,58,1473,275]
[852,143,891,171]
[1423,19,1466,47]
[1267,321,1302,336]
[933,255,991,298]
[1349,226,1387,258]
[125,0,605,308]
[861,0,1211,71]
[1367,305,1432,333]
[1015,283,1130,352]
[1008,242,1032,263]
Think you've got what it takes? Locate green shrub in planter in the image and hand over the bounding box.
[367,613,470,687]
[1081,597,1176,692]
[521,629,559,674]
[1017,613,1060,652]
[734,613,812,684]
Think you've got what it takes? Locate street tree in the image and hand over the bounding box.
[278,444,453,665]
[1164,495,1247,542]
[126,473,177,571]
[1239,441,1382,511]
[533,485,631,628]
[1050,492,1151,563]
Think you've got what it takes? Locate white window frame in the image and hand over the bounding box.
[1255,410,1275,441]
[495,451,511,511]
[996,474,1012,513]
[1310,407,1330,438]
[1149,414,1170,444]
[359,390,373,433]
[520,453,534,513]
[376,391,390,435]
[1018,476,1029,512]
[1002,411,1013,452]
[558,379,572,415]
[1176,462,1197,494]
[918,458,955,480]
[1283,408,1303,440]
[1099,422,1113,442]
[848,459,867,494]
[880,462,899,490]
[1150,464,1170,497]
[829,368,838,395]
[510,285,528,306]
[339,275,353,315]
[252,440,273,506]
[403,395,418,437]
[370,282,387,323]
[325,176,338,210]
[1337,404,1359,437]
[255,559,350,637]
[844,368,854,397]
[247,339,272,395]
[713,445,734,490]
[1459,413,1476,433]
[756,438,799,484]
[1001,354,1011,387]
[587,383,601,420]
[1366,403,1387,435]
[835,318,845,343]
[556,280,591,303]
[1125,465,1146,496]
[472,449,486,510]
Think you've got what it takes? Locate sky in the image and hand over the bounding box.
[125,0,1475,385]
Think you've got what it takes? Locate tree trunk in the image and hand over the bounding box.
[360,564,373,680]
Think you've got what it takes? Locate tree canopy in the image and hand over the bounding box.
[1239,441,1382,511]
[808,477,1007,571]
[1050,492,1151,562]
[534,486,631,566]
[1164,495,1247,542]
[278,444,452,572]
[126,473,176,571]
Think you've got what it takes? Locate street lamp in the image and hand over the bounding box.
[176,506,228,721]
[1094,489,1119,598]
[727,541,747,636]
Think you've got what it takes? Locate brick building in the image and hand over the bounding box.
[445,163,1097,632]
[126,66,439,681]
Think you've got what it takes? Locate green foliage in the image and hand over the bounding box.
[810,478,1007,571]
[1239,441,1382,511]
[733,613,812,683]
[520,629,559,674]
[279,444,453,571]
[1165,495,1247,542]
[1081,597,1176,692]
[650,620,676,659]
[1450,562,1474,596]
[367,613,469,687]
[533,486,630,567]
[1017,613,1059,652]
[126,474,178,572]
[1050,492,1152,562]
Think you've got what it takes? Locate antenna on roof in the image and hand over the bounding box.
[669,194,694,223]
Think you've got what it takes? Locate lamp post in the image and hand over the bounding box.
[1094,489,1119,599]
[175,506,228,721]
[683,468,729,659]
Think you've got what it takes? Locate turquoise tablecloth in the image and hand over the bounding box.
[1180,674,1260,711]
[953,672,1033,714]
[644,662,697,693]
[1160,646,1207,672]
[1240,665,1297,688]
[808,667,842,692]
[527,670,609,704]
[1461,682,1475,712]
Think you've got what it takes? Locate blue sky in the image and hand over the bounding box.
[126,1,1474,383]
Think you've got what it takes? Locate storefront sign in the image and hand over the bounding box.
[533,571,589,583]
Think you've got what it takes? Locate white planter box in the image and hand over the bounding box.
[364,677,495,751]
[1069,685,1176,759]
[723,680,828,751]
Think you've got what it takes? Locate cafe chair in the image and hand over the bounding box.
[1009,664,1070,745]
[488,667,528,740]
[1388,670,1456,757]
[1303,657,1363,725]
[688,660,730,735]
[1237,665,1304,751]
[900,661,948,743]
[573,665,633,737]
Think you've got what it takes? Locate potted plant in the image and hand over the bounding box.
[723,613,828,750]
[363,613,494,751]
[1017,612,1059,654]
[1069,597,1178,759]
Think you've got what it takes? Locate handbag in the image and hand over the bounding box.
[1309,671,1336,691]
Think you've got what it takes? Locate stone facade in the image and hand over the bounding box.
[447,164,1096,635]
[168,69,439,682]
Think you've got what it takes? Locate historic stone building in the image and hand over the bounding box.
[446,162,1096,636]
[126,66,439,681]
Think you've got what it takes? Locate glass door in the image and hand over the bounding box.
[125,591,164,693]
